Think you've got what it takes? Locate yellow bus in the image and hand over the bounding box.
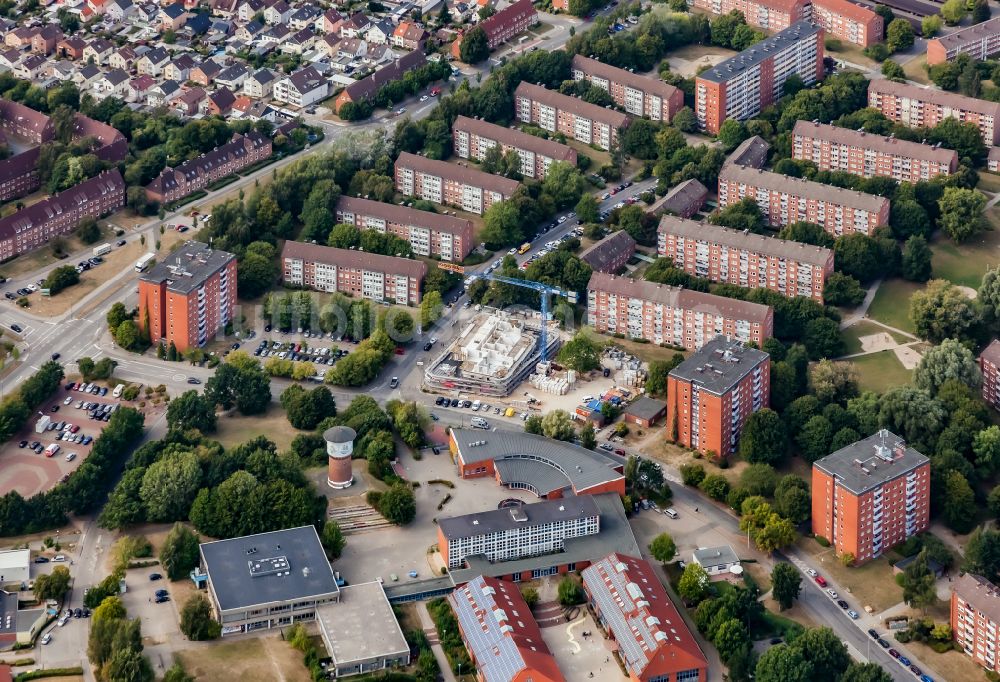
[518,243,531,255]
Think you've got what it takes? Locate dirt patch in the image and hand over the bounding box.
[23,242,143,318]
[177,633,312,682]
[859,332,897,353]
[904,640,984,682]
[211,403,302,452]
[796,537,903,613]
[894,345,923,370]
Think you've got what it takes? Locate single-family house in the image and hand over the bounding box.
[30,25,61,55]
[212,0,239,16]
[5,27,34,49]
[339,12,371,38]
[147,80,181,106]
[160,3,187,30]
[391,21,427,50]
[0,48,18,72]
[215,62,248,89]
[263,0,292,24]
[133,2,158,23]
[243,68,277,98]
[281,27,316,54]
[366,19,393,45]
[14,54,46,80]
[288,6,319,30]
[320,8,343,33]
[83,38,114,65]
[106,0,135,22]
[127,74,155,102]
[163,54,196,82]
[184,13,211,36]
[172,86,206,115]
[191,60,222,85]
[204,87,236,116]
[108,46,137,71]
[236,0,264,22]
[234,20,264,42]
[137,47,170,76]
[93,69,130,99]
[72,64,103,89]
[56,36,86,59]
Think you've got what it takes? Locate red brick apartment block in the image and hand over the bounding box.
[980,340,1000,411]
[792,120,958,182]
[869,78,1000,145]
[570,55,684,122]
[587,272,773,350]
[145,132,272,204]
[695,21,824,134]
[811,0,883,47]
[952,573,1000,673]
[0,170,125,260]
[928,16,1000,66]
[448,575,565,682]
[812,429,930,564]
[583,553,709,682]
[718,163,890,236]
[657,215,834,302]
[394,151,519,216]
[689,0,808,31]
[451,0,537,58]
[281,240,426,305]
[514,81,630,151]
[666,337,770,457]
[335,196,473,262]
[138,241,237,352]
[451,115,577,180]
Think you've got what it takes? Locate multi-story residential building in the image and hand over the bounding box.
[450,0,537,58]
[281,240,426,305]
[869,78,1000,145]
[952,573,1000,674]
[333,50,426,114]
[587,272,774,350]
[579,231,636,274]
[394,152,519,216]
[138,241,237,351]
[449,576,565,682]
[695,21,824,134]
[688,0,809,31]
[718,163,891,235]
[812,0,883,47]
[980,340,1000,411]
[927,16,1000,65]
[582,553,709,682]
[792,120,958,182]
[144,132,272,204]
[570,55,684,122]
[812,430,930,564]
[334,196,474,262]
[273,65,328,107]
[0,170,124,260]
[647,178,709,219]
[657,215,834,302]
[514,82,630,151]
[452,115,577,180]
[666,338,770,457]
[438,496,600,570]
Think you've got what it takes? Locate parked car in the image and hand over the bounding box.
[888,649,901,659]
[836,599,848,609]
[53,555,66,562]
[390,377,399,389]
[815,576,827,587]
[826,588,838,599]
[868,629,880,640]
[149,573,162,581]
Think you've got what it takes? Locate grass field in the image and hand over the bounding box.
[901,55,931,84]
[178,634,312,682]
[212,403,301,452]
[823,40,876,69]
[903,640,983,682]
[848,350,914,394]
[840,321,910,355]
[977,172,1000,194]
[797,536,903,613]
[866,279,921,334]
[930,219,1000,289]
[606,336,688,365]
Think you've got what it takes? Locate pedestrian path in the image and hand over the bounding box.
[416,600,457,682]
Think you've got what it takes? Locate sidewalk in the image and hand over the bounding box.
[416,600,457,682]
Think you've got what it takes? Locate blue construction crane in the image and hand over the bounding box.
[479,273,578,363]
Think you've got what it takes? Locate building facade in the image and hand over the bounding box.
[514,82,630,151]
[792,120,957,182]
[952,573,1000,674]
[927,16,1000,65]
[869,78,1000,145]
[582,553,709,682]
[718,163,890,236]
[0,170,125,260]
[145,132,272,204]
[453,0,537,56]
[695,21,824,134]
[335,196,473,262]
[980,340,1000,411]
[138,241,237,352]
[438,496,600,570]
[688,0,809,31]
[570,55,684,122]
[657,215,834,302]
[666,338,770,457]
[812,430,931,565]
[811,0,883,47]
[587,272,774,351]
[452,115,577,180]
[394,151,519,216]
[281,240,426,305]
[579,230,636,274]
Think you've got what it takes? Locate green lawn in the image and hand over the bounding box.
[930,222,1000,289]
[866,279,920,334]
[848,350,914,394]
[977,172,1000,194]
[840,321,910,356]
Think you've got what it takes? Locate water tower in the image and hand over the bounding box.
[323,425,356,489]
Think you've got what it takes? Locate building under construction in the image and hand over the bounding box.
[423,310,561,397]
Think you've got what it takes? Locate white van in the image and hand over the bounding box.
[112,384,125,398]
[664,508,679,519]
[471,400,481,411]
[471,417,490,429]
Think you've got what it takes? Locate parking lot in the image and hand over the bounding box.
[0,381,122,496]
[251,336,353,376]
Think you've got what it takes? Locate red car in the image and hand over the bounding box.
[614,449,626,456]
[815,576,827,587]
[394,347,405,355]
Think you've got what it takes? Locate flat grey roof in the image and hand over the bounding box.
[140,241,235,295]
[954,573,1000,624]
[439,495,600,540]
[0,590,16,635]
[813,429,929,495]
[451,427,624,494]
[624,396,666,422]
[692,545,740,567]
[669,337,769,395]
[698,21,822,84]
[657,215,833,267]
[316,581,409,667]
[725,135,770,169]
[200,526,339,612]
[450,493,641,584]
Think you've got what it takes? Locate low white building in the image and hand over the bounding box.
[0,549,30,585]
[691,545,741,576]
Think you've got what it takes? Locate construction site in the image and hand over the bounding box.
[423,309,562,397]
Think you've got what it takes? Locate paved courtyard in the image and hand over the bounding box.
[541,610,625,682]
